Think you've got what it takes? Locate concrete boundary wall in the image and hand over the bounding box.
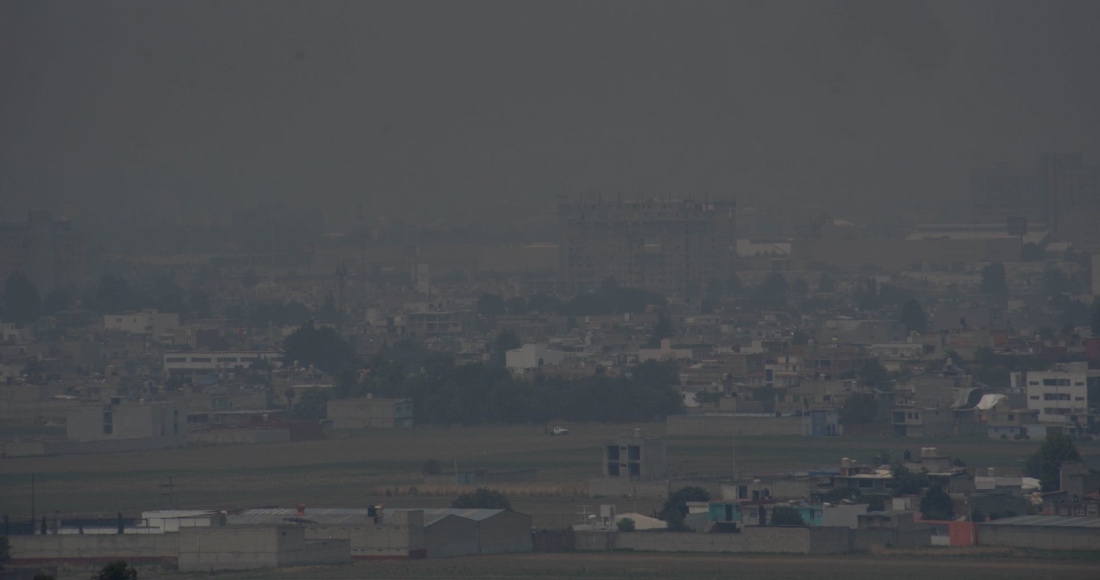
[188,429,290,446]
[978,525,1100,550]
[9,534,179,565]
[667,415,803,437]
[576,527,851,554]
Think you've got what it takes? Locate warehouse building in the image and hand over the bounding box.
[225,507,532,558]
[978,515,1100,550]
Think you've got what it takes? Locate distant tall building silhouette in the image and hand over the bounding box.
[969,163,1043,223]
[558,196,736,297]
[969,152,1100,249]
[1041,153,1100,250]
[0,211,91,294]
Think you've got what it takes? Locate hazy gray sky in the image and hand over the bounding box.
[2,0,1099,227]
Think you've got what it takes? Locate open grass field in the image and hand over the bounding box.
[41,552,1100,580]
[2,422,1097,528]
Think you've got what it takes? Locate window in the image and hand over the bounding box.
[190,357,211,363]
[1029,395,1039,400]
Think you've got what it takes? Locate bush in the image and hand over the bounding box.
[617,517,636,532]
[919,485,953,521]
[0,534,10,568]
[422,459,443,475]
[770,507,805,526]
[451,489,511,510]
[91,561,137,580]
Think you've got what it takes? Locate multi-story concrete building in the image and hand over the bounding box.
[1025,362,1099,428]
[558,197,736,296]
[162,351,281,376]
[66,400,188,448]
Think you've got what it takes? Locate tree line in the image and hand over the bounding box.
[283,327,683,425]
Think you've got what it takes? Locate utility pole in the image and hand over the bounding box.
[160,476,176,509]
[31,474,35,532]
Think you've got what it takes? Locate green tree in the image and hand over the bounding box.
[490,330,521,368]
[817,272,836,293]
[1025,431,1082,492]
[616,517,636,532]
[770,507,805,526]
[857,358,891,390]
[476,293,506,318]
[0,534,10,569]
[282,321,358,375]
[290,389,330,420]
[3,273,42,325]
[422,459,443,475]
[790,277,809,297]
[863,495,886,512]
[1090,297,1100,338]
[504,296,529,316]
[899,298,927,334]
[451,489,511,510]
[754,273,790,309]
[919,485,953,521]
[188,288,212,319]
[980,262,1008,297]
[658,486,710,531]
[892,464,930,496]
[90,274,143,313]
[839,393,877,425]
[91,560,137,580]
[647,315,675,347]
[42,286,73,317]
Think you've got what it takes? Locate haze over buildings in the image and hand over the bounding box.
[3,1,1100,228]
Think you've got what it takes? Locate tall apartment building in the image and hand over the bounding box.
[1024,362,1099,429]
[558,197,736,296]
[969,153,1100,249]
[0,211,91,294]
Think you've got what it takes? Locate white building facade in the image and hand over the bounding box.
[1025,362,1099,426]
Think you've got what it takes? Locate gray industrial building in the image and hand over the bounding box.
[225,507,532,559]
[62,400,189,453]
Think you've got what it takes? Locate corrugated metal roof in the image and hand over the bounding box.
[982,515,1100,528]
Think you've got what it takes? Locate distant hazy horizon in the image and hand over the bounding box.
[3,1,1099,229]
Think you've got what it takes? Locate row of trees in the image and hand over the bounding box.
[281,326,684,425]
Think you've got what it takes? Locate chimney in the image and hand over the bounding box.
[297,503,306,517]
